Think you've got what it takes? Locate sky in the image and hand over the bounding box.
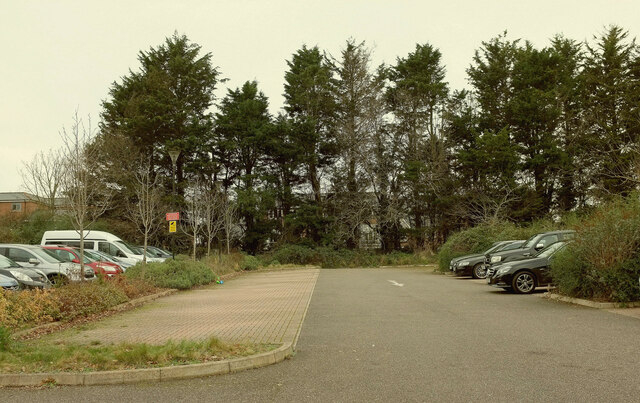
[1,0,639,192]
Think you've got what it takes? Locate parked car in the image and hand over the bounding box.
[486,241,569,294]
[485,230,575,268]
[450,240,525,279]
[142,245,172,259]
[83,249,126,272]
[0,244,95,284]
[0,273,20,291]
[43,246,123,277]
[130,245,166,262]
[41,230,155,265]
[0,254,51,289]
[86,250,133,271]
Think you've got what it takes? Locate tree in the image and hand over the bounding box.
[127,158,163,264]
[387,43,450,249]
[21,148,65,211]
[582,26,640,198]
[214,81,274,253]
[283,45,337,241]
[201,185,225,257]
[181,181,205,260]
[100,32,221,197]
[330,39,381,248]
[60,112,112,278]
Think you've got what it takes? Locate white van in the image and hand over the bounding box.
[40,230,163,265]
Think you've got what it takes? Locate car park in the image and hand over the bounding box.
[0,244,95,284]
[0,254,51,289]
[43,245,123,277]
[485,230,575,268]
[486,241,569,294]
[450,240,525,279]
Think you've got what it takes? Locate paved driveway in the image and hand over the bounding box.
[3,268,640,402]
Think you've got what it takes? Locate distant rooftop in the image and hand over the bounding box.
[0,192,38,202]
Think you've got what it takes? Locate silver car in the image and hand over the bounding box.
[0,254,50,289]
[0,244,95,284]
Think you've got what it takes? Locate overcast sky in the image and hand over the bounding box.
[1,0,638,192]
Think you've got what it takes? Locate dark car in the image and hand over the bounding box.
[485,230,574,268]
[486,241,568,294]
[0,254,51,289]
[450,240,525,279]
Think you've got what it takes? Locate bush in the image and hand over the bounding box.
[52,281,129,321]
[0,326,13,352]
[241,255,261,271]
[551,195,640,302]
[125,259,216,290]
[0,288,60,329]
[437,220,556,271]
[260,244,433,268]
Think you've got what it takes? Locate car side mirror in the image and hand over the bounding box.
[28,258,40,265]
[535,243,544,250]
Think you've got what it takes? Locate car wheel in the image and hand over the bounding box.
[511,271,536,294]
[49,274,68,286]
[472,263,487,279]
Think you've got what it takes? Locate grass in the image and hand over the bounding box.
[0,335,277,373]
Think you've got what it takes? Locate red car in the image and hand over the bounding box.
[43,246,124,277]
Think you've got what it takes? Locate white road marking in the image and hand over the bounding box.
[387,280,404,287]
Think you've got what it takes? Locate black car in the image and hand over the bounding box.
[486,241,568,294]
[0,254,51,289]
[450,240,525,279]
[485,230,574,268]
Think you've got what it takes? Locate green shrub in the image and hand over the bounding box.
[0,326,12,352]
[551,195,640,302]
[53,281,129,321]
[125,259,216,290]
[241,255,261,271]
[437,220,556,271]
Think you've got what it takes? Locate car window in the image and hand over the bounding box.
[115,241,137,255]
[99,242,126,258]
[536,242,566,257]
[501,242,524,251]
[484,242,503,254]
[0,254,21,268]
[51,249,74,262]
[8,248,36,263]
[537,235,559,249]
[31,247,64,263]
[522,235,538,249]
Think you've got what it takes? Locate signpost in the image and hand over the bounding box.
[166,212,180,221]
[169,220,177,233]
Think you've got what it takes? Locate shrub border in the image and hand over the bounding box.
[544,292,640,308]
[0,343,293,387]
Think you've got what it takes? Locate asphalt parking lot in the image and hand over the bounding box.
[3,268,640,402]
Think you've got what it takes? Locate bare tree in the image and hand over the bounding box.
[465,184,520,224]
[182,182,205,260]
[201,185,225,257]
[21,148,65,210]
[220,196,237,254]
[127,159,163,264]
[60,112,112,278]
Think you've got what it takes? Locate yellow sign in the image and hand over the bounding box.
[169,220,177,233]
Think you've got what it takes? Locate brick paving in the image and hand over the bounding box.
[64,269,319,345]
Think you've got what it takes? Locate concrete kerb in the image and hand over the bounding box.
[0,343,294,387]
[543,292,640,309]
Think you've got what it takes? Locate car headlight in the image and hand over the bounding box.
[497,266,512,275]
[9,270,31,282]
[460,261,470,266]
[490,256,502,263]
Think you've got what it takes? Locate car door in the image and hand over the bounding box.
[532,258,553,286]
[7,247,39,268]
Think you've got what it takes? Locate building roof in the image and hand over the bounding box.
[0,192,39,203]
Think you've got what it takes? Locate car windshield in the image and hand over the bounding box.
[522,235,539,249]
[484,242,503,254]
[500,241,524,251]
[76,250,95,263]
[535,242,566,258]
[0,254,21,268]
[88,250,117,263]
[114,241,137,255]
[31,247,64,263]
